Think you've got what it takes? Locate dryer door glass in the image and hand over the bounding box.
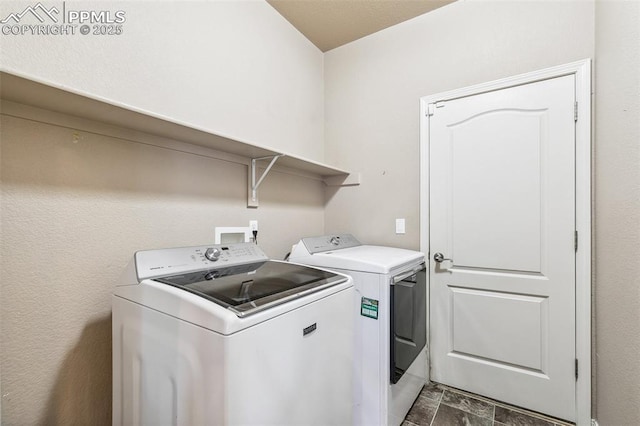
[390,265,427,384]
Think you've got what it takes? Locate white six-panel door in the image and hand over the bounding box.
[428,75,576,421]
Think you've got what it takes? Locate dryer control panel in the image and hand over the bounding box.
[135,242,269,281]
[300,234,361,254]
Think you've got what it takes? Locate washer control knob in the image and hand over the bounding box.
[330,236,341,246]
[205,247,222,261]
[205,271,220,280]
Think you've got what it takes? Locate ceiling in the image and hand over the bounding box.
[267,0,455,52]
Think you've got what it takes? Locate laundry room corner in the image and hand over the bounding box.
[1,0,639,424]
[0,1,327,424]
[0,106,328,425]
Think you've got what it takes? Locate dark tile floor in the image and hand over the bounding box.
[403,382,574,426]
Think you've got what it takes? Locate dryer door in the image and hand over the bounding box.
[390,264,427,384]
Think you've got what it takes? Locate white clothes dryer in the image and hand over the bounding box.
[289,234,427,426]
[113,242,354,426]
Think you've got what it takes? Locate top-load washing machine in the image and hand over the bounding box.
[289,234,427,426]
[113,242,355,426]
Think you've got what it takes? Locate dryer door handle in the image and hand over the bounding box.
[392,263,426,284]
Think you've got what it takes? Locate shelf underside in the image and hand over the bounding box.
[0,71,350,178]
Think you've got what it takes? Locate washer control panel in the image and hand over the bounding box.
[301,234,361,254]
[135,242,269,280]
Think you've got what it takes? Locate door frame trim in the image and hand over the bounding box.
[419,59,592,425]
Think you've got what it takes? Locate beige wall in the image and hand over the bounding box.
[0,106,325,425]
[594,1,640,424]
[325,0,640,424]
[0,0,325,162]
[324,0,595,249]
[0,1,326,424]
[2,0,640,425]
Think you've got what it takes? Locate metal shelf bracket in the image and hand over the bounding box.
[248,154,283,208]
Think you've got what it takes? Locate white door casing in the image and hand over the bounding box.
[420,60,592,424]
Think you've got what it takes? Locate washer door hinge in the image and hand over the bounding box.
[574,101,578,122]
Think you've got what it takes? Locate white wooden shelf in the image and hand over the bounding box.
[0,70,355,181]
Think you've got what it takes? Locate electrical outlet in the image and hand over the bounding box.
[395,218,406,234]
[249,220,258,231]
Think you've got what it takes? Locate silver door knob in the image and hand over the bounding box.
[433,253,452,263]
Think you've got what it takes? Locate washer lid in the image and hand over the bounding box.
[292,245,425,274]
[154,260,346,317]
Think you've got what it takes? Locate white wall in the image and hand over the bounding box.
[594,1,640,424]
[0,1,326,423]
[0,0,325,161]
[324,0,595,248]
